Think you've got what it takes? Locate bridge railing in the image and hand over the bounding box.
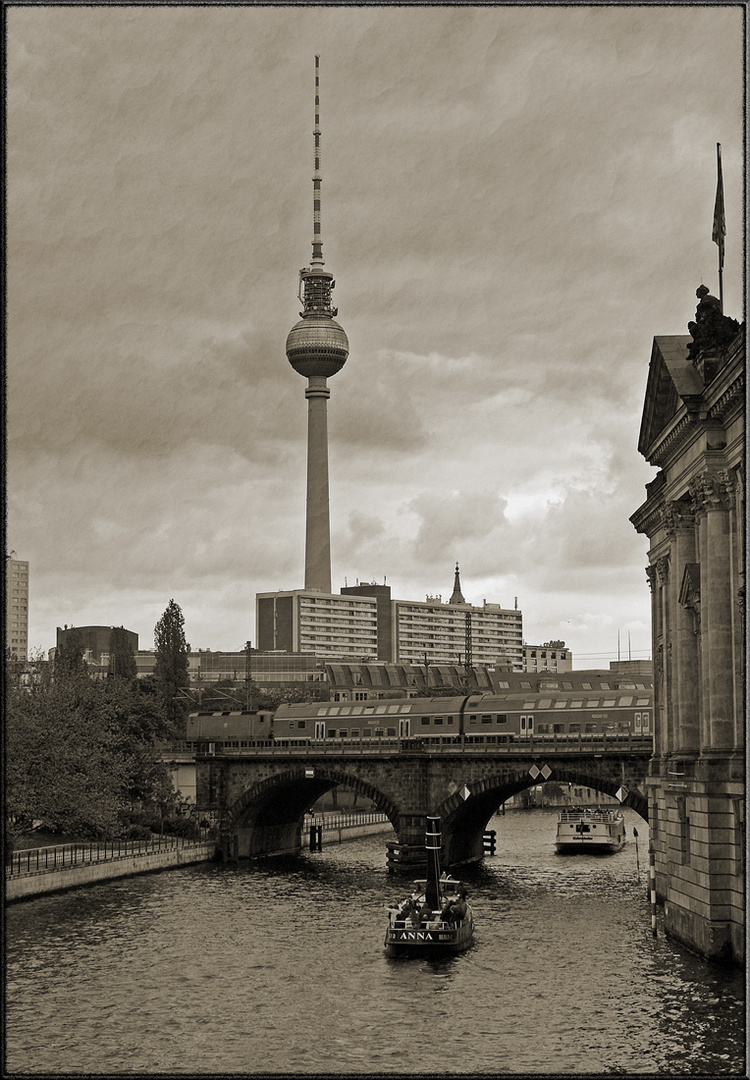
[200,733,653,757]
[306,811,390,830]
[5,835,212,878]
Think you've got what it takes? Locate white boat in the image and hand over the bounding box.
[555,806,626,854]
[384,816,474,954]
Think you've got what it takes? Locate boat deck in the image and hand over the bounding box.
[555,806,626,853]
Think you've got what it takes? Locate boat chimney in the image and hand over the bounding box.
[425,815,443,910]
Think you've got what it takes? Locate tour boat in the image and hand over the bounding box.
[384,816,474,955]
[555,806,627,854]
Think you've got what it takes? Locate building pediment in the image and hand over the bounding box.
[637,336,704,462]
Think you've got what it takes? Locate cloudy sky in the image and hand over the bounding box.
[7,4,744,666]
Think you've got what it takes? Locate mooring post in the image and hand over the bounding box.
[649,840,657,937]
[633,825,641,884]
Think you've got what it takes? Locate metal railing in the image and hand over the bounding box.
[6,834,213,878]
[199,733,653,758]
[307,810,390,831]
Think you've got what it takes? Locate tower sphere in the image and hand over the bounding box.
[286,315,349,380]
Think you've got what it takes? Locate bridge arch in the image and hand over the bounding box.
[433,769,648,868]
[221,765,399,859]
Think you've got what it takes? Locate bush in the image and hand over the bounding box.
[120,808,161,834]
[162,815,201,839]
[126,824,153,840]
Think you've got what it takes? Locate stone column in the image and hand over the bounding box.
[304,376,332,593]
[646,564,666,757]
[664,502,700,753]
[728,467,744,750]
[655,555,672,753]
[689,472,734,750]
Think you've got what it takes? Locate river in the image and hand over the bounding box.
[5,808,745,1075]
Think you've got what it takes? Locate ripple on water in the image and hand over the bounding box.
[6,811,745,1074]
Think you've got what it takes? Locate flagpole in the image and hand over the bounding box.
[718,157,723,309]
[713,142,725,312]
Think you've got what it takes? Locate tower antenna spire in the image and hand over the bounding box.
[311,54,324,267]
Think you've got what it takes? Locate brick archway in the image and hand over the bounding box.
[433,767,648,867]
[223,765,400,844]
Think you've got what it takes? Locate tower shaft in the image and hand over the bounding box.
[304,378,332,592]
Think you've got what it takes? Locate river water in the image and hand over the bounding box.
[6,808,746,1075]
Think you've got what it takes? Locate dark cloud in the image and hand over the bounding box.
[6,5,742,662]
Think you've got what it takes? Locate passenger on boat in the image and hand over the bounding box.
[403,898,421,928]
[442,889,468,926]
[453,891,468,923]
[418,902,432,927]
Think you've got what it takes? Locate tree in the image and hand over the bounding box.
[154,599,190,735]
[6,678,127,839]
[54,627,87,683]
[108,626,137,682]
[5,675,178,842]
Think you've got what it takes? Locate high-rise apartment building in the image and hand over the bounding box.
[6,556,29,660]
[392,596,523,669]
[256,569,524,668]
[256,590,379,660]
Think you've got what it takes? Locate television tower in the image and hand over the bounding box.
[286,56,349,593]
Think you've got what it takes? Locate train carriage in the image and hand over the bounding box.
[273,689,652,746]
[188,679,652,751]
[186,710,275,753]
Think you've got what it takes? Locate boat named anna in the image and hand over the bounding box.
[384,816,474,955]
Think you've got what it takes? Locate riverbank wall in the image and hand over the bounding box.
[6,818,393,902]
[6,842,216,903]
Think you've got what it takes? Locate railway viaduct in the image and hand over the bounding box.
[195,742,652,869]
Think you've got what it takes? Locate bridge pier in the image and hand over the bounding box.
[220,821,304,861]
[236,820,303,860]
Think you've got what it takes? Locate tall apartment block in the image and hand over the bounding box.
[257,569,524,668]
[6,556,29,660]
[256,590,379,659]
[391,595,523,668]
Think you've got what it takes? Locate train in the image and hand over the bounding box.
[185,685,652,752]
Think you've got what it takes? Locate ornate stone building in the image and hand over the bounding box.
[631,286,744,963]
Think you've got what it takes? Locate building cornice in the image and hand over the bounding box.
[707,368,745,424]
[647,411,698,468]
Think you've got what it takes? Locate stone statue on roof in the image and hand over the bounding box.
[687,284,740,365]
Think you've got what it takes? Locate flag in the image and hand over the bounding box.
[712,143,725,269]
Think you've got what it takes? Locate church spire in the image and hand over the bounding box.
[449,562,466,605]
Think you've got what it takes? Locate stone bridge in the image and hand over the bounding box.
[196,742,651,869]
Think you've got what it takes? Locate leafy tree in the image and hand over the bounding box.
[54,627,87,683]
[154,599,190,735]
[108,626,137,682]
[5,675,178,842]
[6,678,126,840]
